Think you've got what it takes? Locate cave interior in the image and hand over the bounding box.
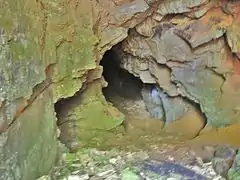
[55,39,207,151]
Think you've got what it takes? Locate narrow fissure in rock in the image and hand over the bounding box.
[54,88,87,152]
[55,96,78,151]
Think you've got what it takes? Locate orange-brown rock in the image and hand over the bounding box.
[163,109,205,139]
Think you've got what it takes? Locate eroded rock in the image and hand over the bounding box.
[117,1,240,128]
[141,84,202,129]
[157,0,209,15]
[228,149,240,180]
[141,85,164,120]
[212,146,237,178]
[57,80,124,152]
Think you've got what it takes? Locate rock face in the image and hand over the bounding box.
[141,85,197,127]
[1,0,240,179]
[212,146,237,178]
[228,149,240,180]
[117,1,240,128]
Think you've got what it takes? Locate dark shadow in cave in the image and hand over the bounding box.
[100,48,143,101]
[100,48,154,119]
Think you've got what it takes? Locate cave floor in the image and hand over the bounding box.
[103,86,151,120]
[50,122,240,180]
[48,144,226,180]
[100,84,240,151]
[85,85,185,151]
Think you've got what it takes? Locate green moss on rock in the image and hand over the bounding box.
[228,151,240,180]
[74,80,124,130]
[57,80,125,150]
[0,88,58,180]
[75,100,124,130]
[121,167,140,180]
[43,0,99,101]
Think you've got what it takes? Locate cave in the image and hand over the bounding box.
[53,22,213,152]
[100,46,207,129]
[55,42,208,151]
[100,48,153,120]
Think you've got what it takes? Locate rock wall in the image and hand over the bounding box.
[0,0,240,179]
[117,0,240,129]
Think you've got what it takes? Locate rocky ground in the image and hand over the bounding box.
[53,76,239,180]
[37,144,240,180]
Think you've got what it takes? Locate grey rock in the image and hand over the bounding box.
[227,149,240,180]
[141,84,194,126]
[141,85,164,120]
[136,160,209,180]
[212,146,237,178]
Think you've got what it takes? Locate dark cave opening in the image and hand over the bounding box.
[99,47,207,129]
[100,48,154,119]
[54,44,208,151]
[100,49,143,100]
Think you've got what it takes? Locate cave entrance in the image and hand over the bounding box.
[54,46,169,152]
[99,46,207,140]
[100,48,153,120]
[55,43,207,151]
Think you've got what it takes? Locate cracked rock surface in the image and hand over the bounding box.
[1,0,240,179]
[117,11,240,128]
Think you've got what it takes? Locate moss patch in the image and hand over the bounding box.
[0,88,58,180]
